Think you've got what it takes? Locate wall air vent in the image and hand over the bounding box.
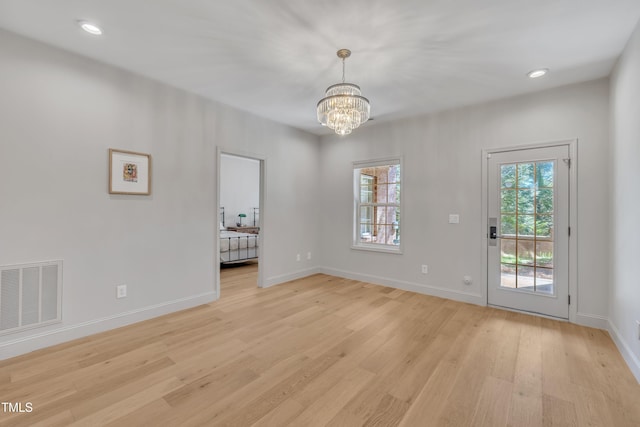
[0,260,62,335]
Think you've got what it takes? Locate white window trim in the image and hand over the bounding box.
[352,156,403,254]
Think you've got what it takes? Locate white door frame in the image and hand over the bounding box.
[215,146,267,299]
[481,139,578,322]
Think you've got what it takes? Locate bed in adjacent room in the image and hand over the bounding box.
[219,207,259,264]
[220,230,259,263]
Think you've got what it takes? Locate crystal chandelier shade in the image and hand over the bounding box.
[317,50,370,136]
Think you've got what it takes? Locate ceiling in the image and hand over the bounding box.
[0,0,638,135]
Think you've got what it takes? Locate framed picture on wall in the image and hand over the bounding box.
[109,149,151,195]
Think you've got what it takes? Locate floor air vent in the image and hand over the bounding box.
[0,260,62,335]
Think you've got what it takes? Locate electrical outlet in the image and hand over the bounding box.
[448,214,460,224]
[463,276,472,285]
[116,284,127,299]
[421,265,428,274]
[296,253,301,262]
[307,252,312,260]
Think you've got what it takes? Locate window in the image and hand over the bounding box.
[353,158,402,252]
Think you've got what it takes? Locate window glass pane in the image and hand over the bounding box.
[501,238,516,264]
[501,164,516,189]
[516,265,535,291]
[373,226,387,245]
[536,189,553,214]
[376,167,388,184]
[389,165,401,184]
[388,184,400,204]
[517,190,535,214]
[360,189,373,203]
[517,215,535,237]
[516,240,535,265]
[360,167,375,177]
[501,215,516,235]
[360,175,374,203]
[536,215,553,238]
[536,161,554,188]
[386,206,399,224]
[536,268,554,294]
[377,183,388,203]
[360,206,373,227]
[381,224,398,245]
[501,190,516,213]
[501,263,516,288]
[360,225,372,242]
[390,223,400,245]
[517,163,535,188]
[536,241,554,268]
[376,207,386,226]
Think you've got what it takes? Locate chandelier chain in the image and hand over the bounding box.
[342,57,346,83]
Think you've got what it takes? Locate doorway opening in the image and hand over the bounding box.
[216,150,265,299]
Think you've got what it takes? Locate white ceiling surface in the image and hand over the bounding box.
[0,0,638,135]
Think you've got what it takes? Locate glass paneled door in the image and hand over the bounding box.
[487,145,570,319]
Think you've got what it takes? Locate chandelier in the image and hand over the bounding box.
[317,49,370,136]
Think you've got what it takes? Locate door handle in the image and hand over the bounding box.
[490,226,497,239]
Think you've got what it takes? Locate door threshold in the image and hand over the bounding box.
[488,304,569,322]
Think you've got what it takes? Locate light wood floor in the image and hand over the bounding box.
[1,263,639,426]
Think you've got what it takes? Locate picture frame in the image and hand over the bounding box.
[108,149,151,195]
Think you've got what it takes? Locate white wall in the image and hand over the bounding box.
[0,29,320,358]
[319,79,610,324]
[609,20,640,381]
[220,154,260,227]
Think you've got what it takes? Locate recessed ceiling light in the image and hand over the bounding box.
[527,68,548,79]
[78,20,103,36]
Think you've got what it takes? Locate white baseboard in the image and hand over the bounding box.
[0,291,216,361]
[608,319,640,383]
[319,267,484,305]
[575,312,609,330]
[263,267,321,288]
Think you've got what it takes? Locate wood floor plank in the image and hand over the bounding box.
[289,367,375,427]
[362,393,410,427]
[570,384,615,427]
[434,308,504,426]
[507,314,544,427]
[490,312,522,383]
[250,399,305,427]
[29,410,76,427]
[69,377,184,426]
[70,360,180,420]
[542,394,578,427]
[292,333,386,409]
[208,353,343,427]
[470,376,513,427]
[104,399,172,427]
[1,263,638,427]
[396,361,460,427]
[540,318,575,403]
[175,353,310,426]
